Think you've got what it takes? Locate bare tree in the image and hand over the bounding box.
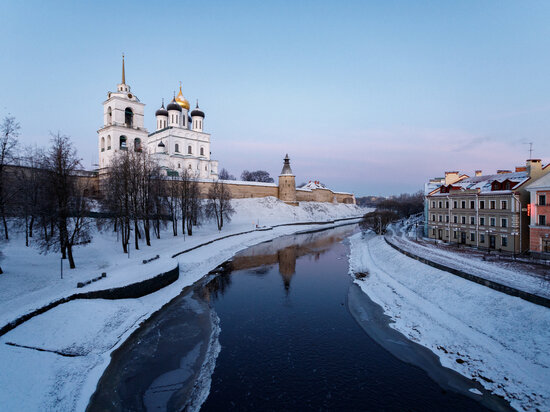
[0,115,20,239]
[40,133,91,268]
[218,168,236,180]
[206,180,235,231]
[240,170,274,183]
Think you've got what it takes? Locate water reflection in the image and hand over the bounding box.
[226,225,355,293]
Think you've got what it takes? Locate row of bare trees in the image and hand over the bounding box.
[99,149,235,254]
[0,115,237,272]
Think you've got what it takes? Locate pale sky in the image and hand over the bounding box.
[1,0,549,196]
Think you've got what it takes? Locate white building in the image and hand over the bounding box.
[98,56,218,179]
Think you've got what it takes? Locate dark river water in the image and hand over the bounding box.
[88,225,511,412]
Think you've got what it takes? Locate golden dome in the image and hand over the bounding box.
[175,84,190,110]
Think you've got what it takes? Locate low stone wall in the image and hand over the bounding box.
[384,237,550,308]
[0,265,180,338]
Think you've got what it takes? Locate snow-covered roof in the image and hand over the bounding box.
[302,181,327,190]
[430,171,530,196]
[526,172,550,191]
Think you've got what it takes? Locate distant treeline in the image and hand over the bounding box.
[360,191,423,234]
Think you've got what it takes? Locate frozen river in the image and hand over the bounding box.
[88,225,510,411]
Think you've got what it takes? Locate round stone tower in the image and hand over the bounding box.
[278,154,298,205]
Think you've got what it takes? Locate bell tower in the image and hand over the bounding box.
[97,54,148,169]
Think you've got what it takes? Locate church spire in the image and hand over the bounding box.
[121,53,126,84]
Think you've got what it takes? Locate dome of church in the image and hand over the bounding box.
[191,101,205,118]
[175,86,190,110]
[166,98,182,112]
[155,101,168,117]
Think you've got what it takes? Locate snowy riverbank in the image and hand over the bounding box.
[0,198,364,411]
[348,232,550,411]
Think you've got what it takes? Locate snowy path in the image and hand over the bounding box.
[0,198,365,412]
[387,224,550,299]
[349,233,550,411]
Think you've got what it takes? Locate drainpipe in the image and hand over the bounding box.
[447,195,451,244]
[512,193,522,254]
[476,192,479,248]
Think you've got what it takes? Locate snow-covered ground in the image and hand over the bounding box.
[0,197,364,411]
[349,232,550,411]
[386,220,550,299]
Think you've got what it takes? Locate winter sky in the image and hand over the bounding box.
[1,0,549,196]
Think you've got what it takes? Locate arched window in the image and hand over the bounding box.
[187,145,192,154]
[175,143,180,152]
[125,108,133,127]
[107,107,112,125]
[134,138,142,152]
[120,135,127,149]
[178,163,181,169]
[107,135,111,150]
[188,164,192,170]
[200,147,204,156]
[101,137,105,152]
[205,165,207,171]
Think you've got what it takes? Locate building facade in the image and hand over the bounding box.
[526,172,550,254]
[426,160,549,254]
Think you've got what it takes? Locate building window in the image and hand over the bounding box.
[200,147,205,156]
[490,217,496,227]
[454,216,458,223]
[134,138,142,152]
[205,166,208,171]
[120,135,127,149]
[432,201,435,208]
[178,163,181,168]
[445,201,449,208]
[480,200,485,209]
[188,145,192,154]
[480,217,485,226]
[470,233,475,241]
[470,200,475,209]
[453,201,458,208]
[480,234,485,243]
[438,201,442,208]
[432,214,436,221]
[461,216,466,224]
[175,143,180,152]
[490,200,496,209]
[107,135,111,150]
[188,164,192,170]
[453,231,458,239]
[501,218,507,228]
[501,200,507,209]
[540,215,547,226]
[501,236,508,247]
[107,107,112,125]
[432,228,436,236]
[438,215,442,222]
[125,107,133,127]
[446,215,449,223]
[461,201,466,208]
[539,195,547,206]
[470,216,475,225]
[101,137,105,152]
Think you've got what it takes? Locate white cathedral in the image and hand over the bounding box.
[97,56,218,179]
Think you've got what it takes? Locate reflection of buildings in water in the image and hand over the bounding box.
[277,246,297,291]
[201,272,232,301]
[228,225,356,293]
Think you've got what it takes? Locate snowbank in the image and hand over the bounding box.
[348,232,550,411]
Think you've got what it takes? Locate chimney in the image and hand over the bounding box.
[444,171,460,185]
[497,170,512,174]
[475,170,482,176]
[526,159,543,179]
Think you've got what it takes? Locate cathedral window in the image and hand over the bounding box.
[188,164,192,170]
[107,107,112,125]
[107,135,111,150]
[101,137,105,152]
[125,108,133,127]
[134,138,142,152]
[120,135,127,149]
[200,147,204,156]
[175,143,180,153]
[178,163,181,168]
[188,146,192,154]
